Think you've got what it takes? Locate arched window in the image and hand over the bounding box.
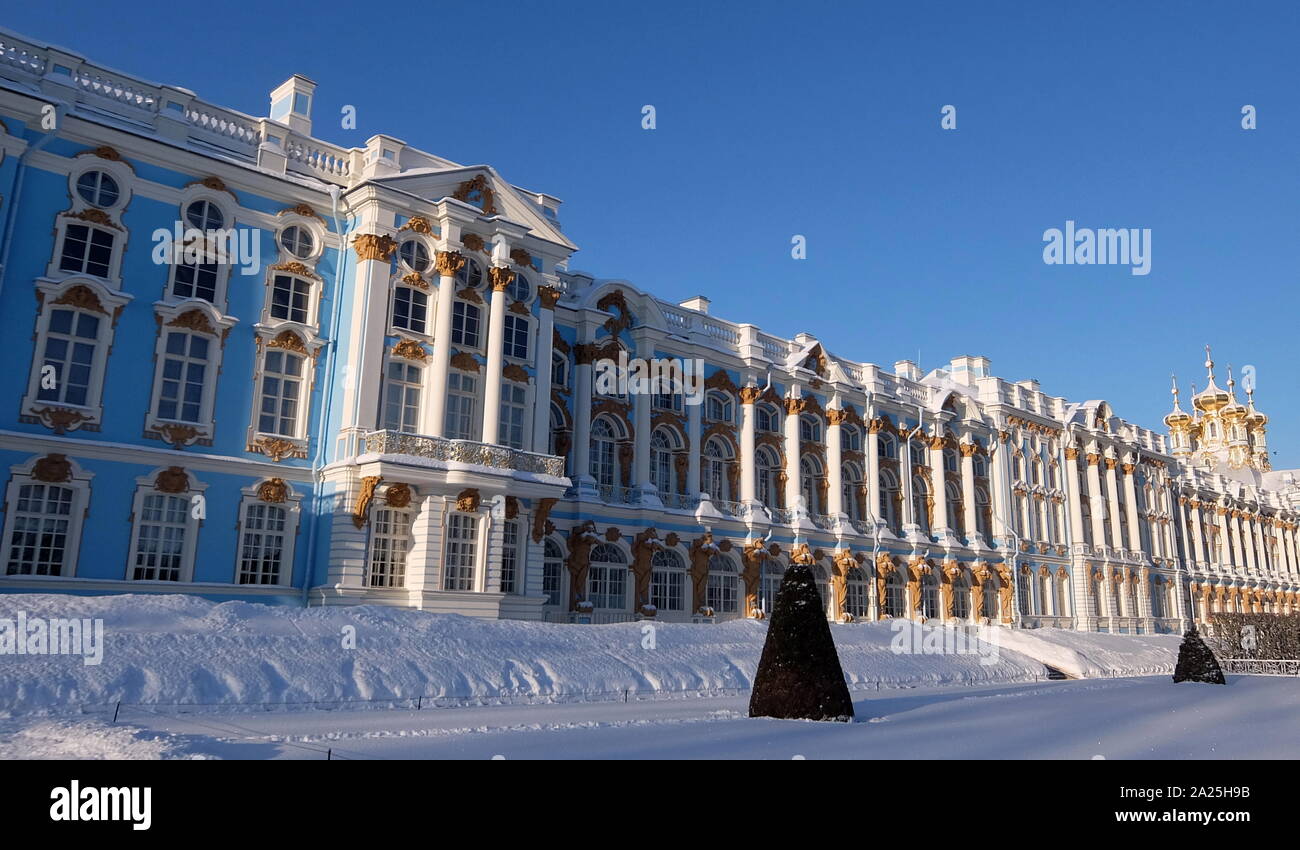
[702,437,730,501]
[879,468,900,533]
[846,567,869,618]
[506,272,530,303]
[542,538,564,608]
[945,480,963,536]
[650,549,686,612]
[705,391,733,424]
[912,475,930,533]
[1055,572,1069,617]
[757,404,779,433]
[706,553,738,614]
[841,463,863,520]
[649,429,675,496]
[943,448,959,474]
[756,446,780,509]
[1038,570,1051,615]
[588,543,627,610]
[909,441,928,468]
[1150,576,1165,618]
[972,453,988,478]
[878,432,897,460]
[551,351,568,388]
[800,455,823,514]
[800,414,822,443]
[842,425,862,452]
[975,486,991,538]
[590,417,619,487]
[984,578,1000,620]
[813,564,831,613]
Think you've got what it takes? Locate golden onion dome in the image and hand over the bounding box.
[1192,347,1231,412]
[1163,376,1192,428]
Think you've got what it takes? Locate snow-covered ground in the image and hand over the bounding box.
[0,594,1180,715]
[5,677,1297,760]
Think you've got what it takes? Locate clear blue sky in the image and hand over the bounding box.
[12,1,1299,464]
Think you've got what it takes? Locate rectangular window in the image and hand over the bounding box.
[156,331,210,423]
[451,302,480,348]
[707,573,738,613]
[500,520,519,594]
[59,224,114,277]
[444,513,478,591]
[131,494,190,582]
[392,286,428,334]
[498,384,526,449]
[445,372,477,440]
[589,564,625,609]
[258,350,304,436]
[367,508,411,588]
[237,502,288,585]
[171,260,219,302]
[502,315,528,359]
[382,361,422,433]
[5,484,74,576]
[270,274,311,324]
[36,308,100,407]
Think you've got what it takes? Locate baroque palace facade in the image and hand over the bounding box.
[1,28,1298,632]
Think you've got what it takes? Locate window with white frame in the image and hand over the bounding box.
[800,414,821,443]
[269,273,312,324]
[76,169,120,207]
[506,272,530,303]
[184,199,224,231]
[398,239,430,273]
[367,505,412,588]
[884,572,905,617]
[760,559,783,613]
[58,223,115,278]
[543,537,564,607]
[588,543,626,609]
[152,330,211,424]
[551,352,568,388]
[257,348,307,437]
[443,512,479,591]
[706,553,738,613]
[878,432,897,459]
[456,257,484,289]
[127,471,204,583]
[392,285,429,334]
[35,306,102,408]
[452,301,481,348]
[923,574,941,619]
[650,549,685,612]
[383,360,422,433]
[498,383,527,449]
[846,567,869,618]
[2,463,89,577]
[170,254,220,303]
[278,225,315,260]
[702,438,729,500]
[842,425,862,452]
[706,391,732,423]
[1018,572,1031,615]
[502,315,529,359]
[236,499,293,586]
[757,404,778,433]
[445,371,478,440]
[499,519,520,594]
[590,418,619,487]
[649,429,674,496]
[756,445,780,508]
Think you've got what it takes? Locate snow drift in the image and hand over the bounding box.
[0,594,1178,715]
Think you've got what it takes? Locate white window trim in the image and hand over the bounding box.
[125,467,208,584]
[262,265,323,329]
[450,297,486,354]
[22,277,133,434]
[0,454,94,580]
[441,502,487,593]
[388,277,433,339]
[380,351,429,434]
[501,312,532,364]
[234,479,302,587]
[145,300,237,447]
[246,324,323,460]
[444,367,483,442]
[46,156,134,286]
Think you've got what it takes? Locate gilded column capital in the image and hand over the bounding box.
[783,397,806,416]
[488,266,516,291]
[538,285,561,310]
[1064,447,1080,460]
[434,250,466,277]
[739,385,762,405]
[352,233,397,262]
[826,407,849,425]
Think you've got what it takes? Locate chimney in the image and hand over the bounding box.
[269,74,316,136]
[894,360,921,382]
[679,295,710,314]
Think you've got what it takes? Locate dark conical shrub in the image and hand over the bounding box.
[749,563,854,721]
[1173,627,1225,685]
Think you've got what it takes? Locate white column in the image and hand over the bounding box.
[866,419,881,526]
[1085,453,1107,548]
[988,432,1011,543]
[1122,460,1143,554]
[480,267,512,444]
[783,396,802,511]
[572,337,594,484]
[427,251,464,438]
[1064,449,1086,547]
[633,335,653,494]
[1189,500,1207,567]
[1104,457,1124,550]
[339,235,395,445]
[826,407,844,516]
[687,394,702,497]
[1216,505,1232,568]
[530,287,558,453]
[960,443,978,542]
[929,436,948,536]
[739,387,758,503]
